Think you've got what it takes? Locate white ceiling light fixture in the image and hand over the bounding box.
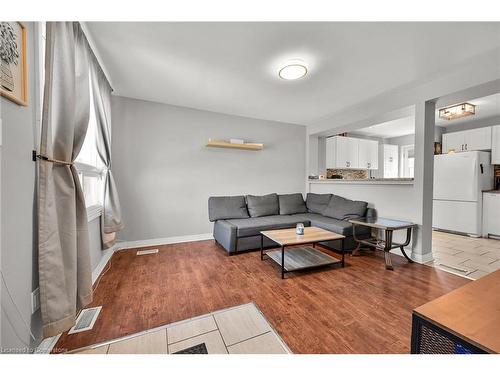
[278,60,308,80]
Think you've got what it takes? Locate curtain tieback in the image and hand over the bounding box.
[32,151,73,166]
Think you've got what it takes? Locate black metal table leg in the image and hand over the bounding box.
[384,229,394,270]
[281,245,285,279]
[400,227,414,263]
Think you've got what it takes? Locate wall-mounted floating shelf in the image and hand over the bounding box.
[206,140,264,151]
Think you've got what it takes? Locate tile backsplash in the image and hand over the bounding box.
[327,169,369,180]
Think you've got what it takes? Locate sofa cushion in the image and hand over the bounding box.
[289,213,327,222]
[208,196,249,222]
[305,193,332,214]
[308,215,370,237]
[226,215,311,237]
[322,195,368,220]
[246,194,279,217]
[278,193,307,215]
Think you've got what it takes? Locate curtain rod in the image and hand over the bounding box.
[79,22,115,92]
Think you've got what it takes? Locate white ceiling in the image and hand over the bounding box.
[350,116,415,139]
[435,92,500,127]
[85,22,500,126]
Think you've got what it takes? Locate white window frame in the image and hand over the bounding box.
[75,164,104,222]
[400,144,415,178]
[74,161,105,222]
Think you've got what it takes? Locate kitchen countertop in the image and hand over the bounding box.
[308,178,414,185]
[483,189,500,194]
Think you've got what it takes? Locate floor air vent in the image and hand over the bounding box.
[68,306,102,334]
[136,249,159,256]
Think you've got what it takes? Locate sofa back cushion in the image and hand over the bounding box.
[278,193,307,215]
[306,193,332,214]
[246,193,279,217]
[208,196,249,222]
[322,194,368,220]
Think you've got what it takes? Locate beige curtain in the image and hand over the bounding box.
[89,59,124,248]
[38,22,92,338]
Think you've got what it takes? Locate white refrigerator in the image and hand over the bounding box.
[433,151,493,237]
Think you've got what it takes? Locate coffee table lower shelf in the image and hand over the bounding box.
[265,246,341,277]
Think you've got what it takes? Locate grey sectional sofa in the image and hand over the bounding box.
[208,193,375,255]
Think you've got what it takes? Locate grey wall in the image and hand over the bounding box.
[441,115,500,134]
[0,22,43,351]
[111,96,307,242]
[386,134,415,147]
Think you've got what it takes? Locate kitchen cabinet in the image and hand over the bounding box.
[442,127,491,153]
[483,192,500,237]
[492,125,500,164]
[325,136,378,170]
[465,127,492,151]
[383,144,399,178]
[358,139,379,170]
[442,131,464,153]
[326,136,358,169]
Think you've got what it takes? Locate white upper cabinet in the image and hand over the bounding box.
[442,131,464,153]
[326,136,359,168]
[442,127,491,153]
[358,139,379,170]
[492,125,500,164]
[325,136,378,170]
[463,127,491,151]
[337,136,359,169]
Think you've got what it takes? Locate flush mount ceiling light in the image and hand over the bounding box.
[439,102,476,120]
[278,60,308,80]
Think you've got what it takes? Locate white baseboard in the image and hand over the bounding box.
[115,233,214,251]
[390,247,434,264]
[91,245,116,284]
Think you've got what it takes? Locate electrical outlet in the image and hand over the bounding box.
[31,287,40,314]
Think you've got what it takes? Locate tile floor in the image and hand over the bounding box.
[70,302,290,354]
[428,230,500,280]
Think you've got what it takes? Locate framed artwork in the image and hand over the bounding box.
[0,22,28,106]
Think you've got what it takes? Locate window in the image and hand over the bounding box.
[75,78,105,210]
[400,144,415,178]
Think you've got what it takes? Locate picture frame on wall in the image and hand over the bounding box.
[0,22,28,106]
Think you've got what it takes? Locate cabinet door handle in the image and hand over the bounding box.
[466,143,468,150]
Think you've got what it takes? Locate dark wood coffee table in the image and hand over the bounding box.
[260,227,345,279]
[349,217,417,270]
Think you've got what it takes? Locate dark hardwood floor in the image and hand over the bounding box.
[54,240,469,353]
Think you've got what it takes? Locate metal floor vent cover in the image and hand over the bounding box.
[68,306,102,334]
[136,249,159,256]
